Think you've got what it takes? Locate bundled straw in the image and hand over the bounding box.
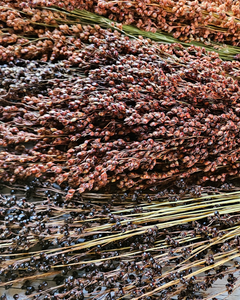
[0,182,240,299]
[0,1,240,300]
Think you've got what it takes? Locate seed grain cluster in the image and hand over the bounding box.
[1,27,240,198]
[0,1,240,300]
[5,0,240,44]
[0,183,239,300]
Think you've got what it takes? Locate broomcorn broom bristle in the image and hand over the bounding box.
[0,2,240,299]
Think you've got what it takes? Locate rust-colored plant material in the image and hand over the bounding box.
[3,0,240,45]
[0,2,240,300]
[1,25,240,199]
[89,0,240,45]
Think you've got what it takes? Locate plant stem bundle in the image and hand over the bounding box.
[0,183,239,299]
[1,3,240,60]
[1,27,240,197]
[0,1,240,300]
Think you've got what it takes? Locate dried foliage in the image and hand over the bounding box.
[3,0,240,45]
[0,183,239,300]
[1,28,240,198]
[1,3,240,60]
[0,1,240,300]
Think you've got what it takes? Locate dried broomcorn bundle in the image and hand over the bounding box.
[1,28,240,199]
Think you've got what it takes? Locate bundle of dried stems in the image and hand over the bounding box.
[0,1,240,300]
[0,182,239,300]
